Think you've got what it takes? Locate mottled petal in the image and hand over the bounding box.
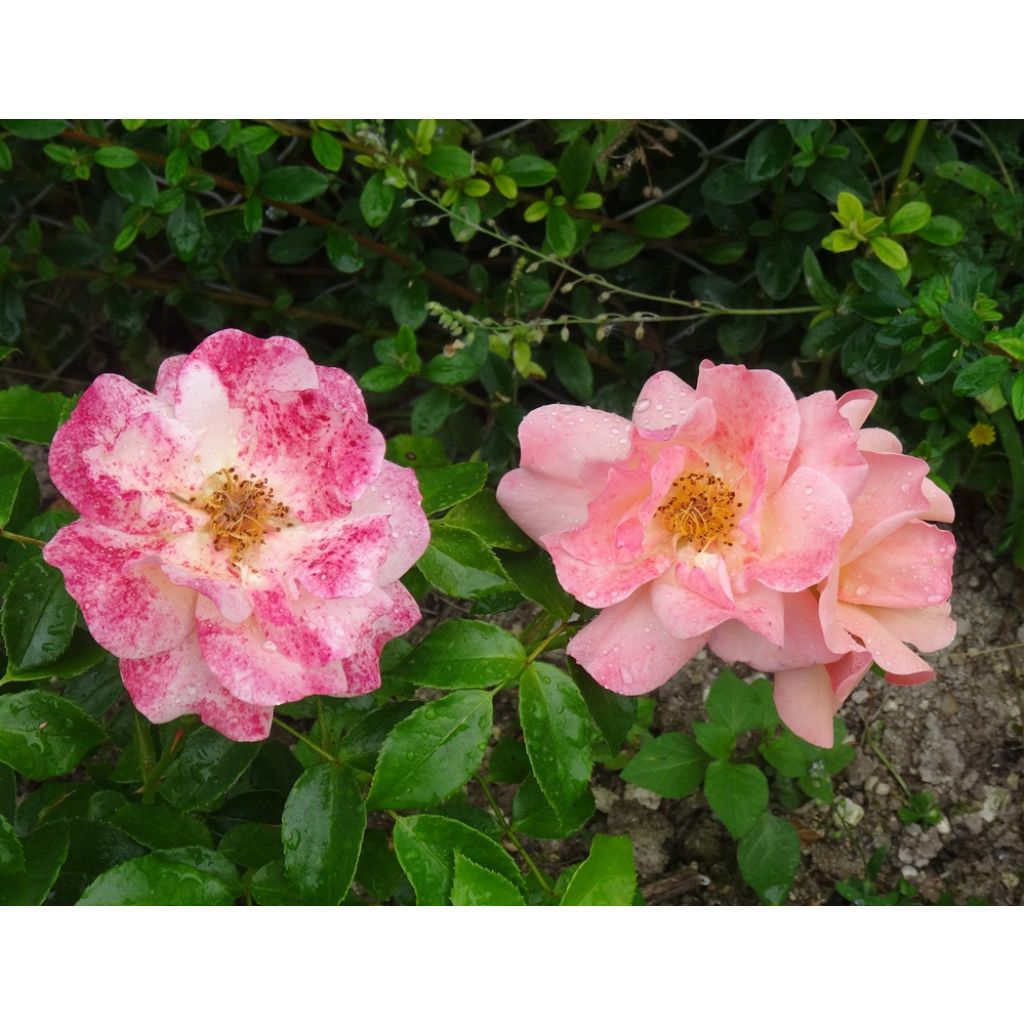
[121,633,272,741]
[44,520,196,659]
[49,374,201,534]
[568,587,706,695]
[316,365,368,420]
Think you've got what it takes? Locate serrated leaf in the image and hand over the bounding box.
[2,558,77,672]
[77,847,239,905]
[108,802,212,851]
[705,670,765,738]
[442,490,531,551]
[393,620,525,689]
[0,823,68,905]
[519,662,593,817]
[737,813,801,904]
[416,462,488,515]
[451,852,525,905]
[0,691,105,780]
[368,690,493,810]
[704,761,769,838]
[281,763,365,904]
[500,547,574,618]
[560,834,636,906]
[569,662,636,754]
[418,524,509,599]
[392,814,523,905]
[621,732,707,798]
[158,727,260,811]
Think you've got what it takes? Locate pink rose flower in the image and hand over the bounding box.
[497,362,956,745]
[44,330,429,741]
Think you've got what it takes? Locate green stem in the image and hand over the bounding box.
[274,717,339,764]
[525,623,570,664]
[885,119,928,217]
[132,713,158,805]
[992,407,1024,567]
[865,726,911,799]
[140,727,186,804]
[0,529,45,548]
[475,772,554,896]
[314,696,329,751]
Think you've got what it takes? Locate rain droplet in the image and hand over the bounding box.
[262,640,277,653]
[804,486,814,495]
[635,398,651,414]
[855,584,869,598]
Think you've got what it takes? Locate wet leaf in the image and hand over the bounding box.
[451,852,525,905]
[2,557,77,672]
[560,834,636,906]
[0,691,106,780]
[77,847,240,905]
[392,620,525,689]
[416,462,488,515]
[158,727,260,812]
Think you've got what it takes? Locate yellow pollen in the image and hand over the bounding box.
[967,422,995,448]
[656,471,742,549]
[189,467,290,564]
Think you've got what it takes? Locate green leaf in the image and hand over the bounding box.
[77,847,239,905]
[250,858,310,905]
[0,385,73,444]
[888,201,932,235]
[545,205,577,258]
[359,364,408,393]
[0,823,68,905]
[942,301,986,344]
[410,389,461,435]
[107,163,158,207]
[421,331,488,385]
[756,231,803,299]
[802,247,840,307]
[934,160,1005,199]
[2,558,78,672]
[311,131,343,172]
[759,728,818,777]
[0,441,33,529]
[93,146,137,169]
[214,823,281,869]
[519,662,593,816]
[918,215,964,246]
[570,663,636,754]
[869,236,909,271]
[621,732,707,798]
[692,720,735,760]
[552,342,594,401]
[488,738,530,784]
[416,462,488,515]
[442,490,531,551]
[1,120,66,139]
[266,225,325,264]
[0,285,26,345]
[336,701,420,772]
[281,763,365,904]
[502,155,557,187]
[368,689,493,810]
[807,159,872,203]
[418,524,509,599]
[512,772,595,839]
[259,166,330,204]
[451,852,526,905]
[360,172,395,228]
[326,230,364,273]
[585,231,644,269]
[158,727,260,811]
[557,136,592,199]
[0,140,9,172]
[423,145,474,180]
[953,355,1009,396]
[393,620,525,689]
[560,834,636,906]
[737,813,801,904]
[1011,375,1024,421]
[702,165,763,204]
[108,802,212,851]
[634,204,691,239]
[386,434,448,469]
[705,670,765,738]
[0,813,25,876]
[392,814,523,905]
[0,690,105,781]
[500,548,574,618]
[704,761,769,839]
[166,194,203,262]
[744,125,791,182]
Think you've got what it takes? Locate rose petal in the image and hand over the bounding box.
[835,602,934,677]
[44,520,196,659]
[791,391,867,500]
[567,586,706,695]
[836,388,878,431]
[773,665,836,747]
[517,405,633,485]
[869,603,957,654]
[316,365,368,421]
[121,633,272,742]
[495,468,592,544]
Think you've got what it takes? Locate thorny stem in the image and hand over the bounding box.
[885,119,928,218]
[0,529,45,548]
[474,772,554,896]
[274,716,339,764]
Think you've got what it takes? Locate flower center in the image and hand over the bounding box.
[656,471,742,549]
[189,467,290,564]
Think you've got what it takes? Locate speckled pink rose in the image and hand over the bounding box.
[497,363,956,746]
[44,329,429,741]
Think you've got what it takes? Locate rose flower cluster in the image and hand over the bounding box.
[44,330,429,741]
[498,361,956,746]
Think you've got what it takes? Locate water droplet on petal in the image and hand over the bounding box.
[263,640,277,653]
[855,584,869,598]
[635,398,651,414]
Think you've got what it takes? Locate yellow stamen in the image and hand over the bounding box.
[967,422,995,448]
[190,467,290,564]
[656,470,742,549]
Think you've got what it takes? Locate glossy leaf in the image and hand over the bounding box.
[282,763,365,904]
[158,727,260,812]
[560,834,636,906]
[0,691,106,781]
[368,690,493,810]
[451,852,525,906]
[0,823,69,905]
[416,462,488,515]
[442,490,531,551]
[417,525,509,599]
[77,847,240,905]
[393,620,525,689]
[260,166,329,204]
[0,386,74,443]
[2,557,77,672]
[621,732,707,798]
